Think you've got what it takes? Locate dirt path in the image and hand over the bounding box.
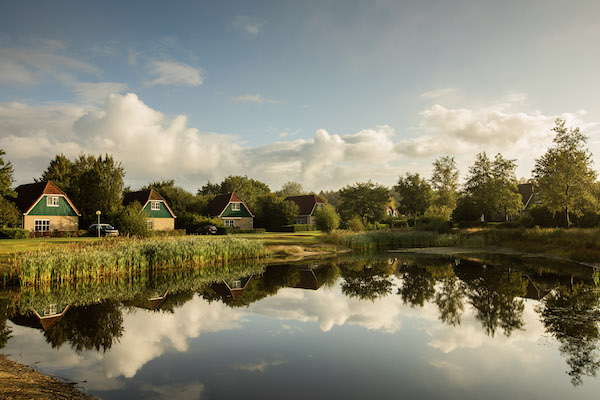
[0,355,97,400]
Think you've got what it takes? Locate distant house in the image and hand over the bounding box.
[123,189,176,230]
[211,276,254,301]
[518,183,541,211]
[10,304,70,331]
[208,192,254,229]
[14,181,80,232]
[284,194,325,225]
[386,205,399,218]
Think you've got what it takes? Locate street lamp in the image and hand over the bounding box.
[96,210,101,238]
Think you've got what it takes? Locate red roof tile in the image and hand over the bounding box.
[14,181,80,215]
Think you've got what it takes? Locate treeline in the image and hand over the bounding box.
[1,118,598,233]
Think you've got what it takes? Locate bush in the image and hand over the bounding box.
[0,196,21,228]
[416,216,453,234]
[232,228,267,234]
[314,204,340,233]
[29,230,87,238]
[113,202,150,237]
[0,228,29,239]
[279,224,318,232]
[347,216,365,232]
[184,216,224,234]
[216,226,234,235]
[151,229,187,237]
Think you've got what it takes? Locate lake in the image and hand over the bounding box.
[1,252,600,399]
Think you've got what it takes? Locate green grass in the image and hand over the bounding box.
[0,237,97,255]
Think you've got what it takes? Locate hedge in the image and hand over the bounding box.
[232,228,267,234]
[0,228,30,239]
[279,224,318,232]
[29,230,88,238]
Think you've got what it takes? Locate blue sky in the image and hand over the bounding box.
[1,0,599,191]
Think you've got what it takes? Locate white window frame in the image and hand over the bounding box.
[230,280,242,289]
[151,201,161,211]
[147,220,154,230]
[231,202,241,211]
[47,196,60,207]
[34,219,50,232]
[224,219,235,227]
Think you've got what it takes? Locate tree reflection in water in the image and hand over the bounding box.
[435,276,465,326]
[397,265,436,307]
[465,270,527,337]
[44,300,124,352]
[340,259,394,301]
[537,282,600,386]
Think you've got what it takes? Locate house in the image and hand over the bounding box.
[123,189,176,230]
[386,205,399,218]
[284,194,326,225]
[10,304,70,331]
[210,276,254,301]
[518,183,541,211]
[14,181,80,232]
[208,192,254,229]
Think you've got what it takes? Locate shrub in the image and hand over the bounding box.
[184,216,224,234]
[416,216,453,234]
[0,196,21,228]
[216,226,234,235]
[314,204,340,233]
[279,224,318,232]
[0,228,29,239]
[233,228,267,234]
[113,202,151,237]
[347,216,365,232]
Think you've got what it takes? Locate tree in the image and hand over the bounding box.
[533,119,597,227]
[38,154,74,193]
[395,173,433,225]
[198,175,270,211]
[254,194,299,231]
[464,152,522,221]
[0,149,15,198]
[314,204,340,233]
[0,196,21,227]
[430,156,459,210]
[276,181,305,197]
[338,181,390,224]
[113,201,150,237]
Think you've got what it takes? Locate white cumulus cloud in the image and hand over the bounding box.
[145,61,204,87]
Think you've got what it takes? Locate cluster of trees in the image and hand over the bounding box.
[1,118,597,232]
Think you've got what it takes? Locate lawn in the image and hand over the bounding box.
[0,237,98,255]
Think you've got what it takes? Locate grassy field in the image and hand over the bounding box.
[0,237,98,255]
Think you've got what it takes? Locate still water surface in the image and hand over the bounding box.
[1,253,600,399]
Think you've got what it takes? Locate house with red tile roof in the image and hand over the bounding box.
[208,192,254,229]
[14,181,80,232]
[123,189,176,230]
[284,194,326,225]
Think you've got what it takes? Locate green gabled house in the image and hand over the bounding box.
[123,189,176,231]
[14,181,81,232]
[208,192,254,229]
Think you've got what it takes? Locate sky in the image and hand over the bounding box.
[1,0,599,192]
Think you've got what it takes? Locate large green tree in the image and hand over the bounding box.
[0,149,15,198]
[395,173,433,224]
[39,154,125,224]
[337,181,390,224]
[254,193,299,231]
[198,175,270,211]
[314,203,340,233]
[463,152,522,221]
[276,181,305,197]
[430,156,459,210]
[533,119,597,227]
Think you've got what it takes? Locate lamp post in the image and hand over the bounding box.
[96,210,101,238]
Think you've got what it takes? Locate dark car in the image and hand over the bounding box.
[197,225,217,235]
[89,224,119,237]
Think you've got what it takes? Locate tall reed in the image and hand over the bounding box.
[10,236,267,286]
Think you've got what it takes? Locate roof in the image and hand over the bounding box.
[284,194,326,216]
[14,181,80,215]
[518,183,535,208]
[208,192,253,217]
[123,189,176,217]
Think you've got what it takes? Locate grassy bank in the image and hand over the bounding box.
[325,227,600,263]
[7,236,267,285]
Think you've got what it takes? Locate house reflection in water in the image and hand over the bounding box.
[293,266,323,291]
[146,291,169,310]
[10,303,71,331]
[211,276,254,300]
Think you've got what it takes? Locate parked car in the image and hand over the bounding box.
[196,225,217,235]
[89,224,119,237]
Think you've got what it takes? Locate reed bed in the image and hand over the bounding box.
[9,236,267,286]
[325,230,486,251]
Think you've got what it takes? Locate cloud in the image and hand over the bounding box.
[0,47,98,85]
[234,16,265,35]
[230,93,278,105]
[420,88,455,100]
[145,61,204,87]
[71,81,128,103]
[233,360,286,373]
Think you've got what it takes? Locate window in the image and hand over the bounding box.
[230,280,242,289]
[34,219,50,232]
[224,219,235,227]
[47,196,59,207]
[151,201,160,211]
[147,220,154,230]
[231,203,241,211]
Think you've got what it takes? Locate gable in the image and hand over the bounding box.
[221,202,253,217]
[27,195,78,217]
[142,200,175,218]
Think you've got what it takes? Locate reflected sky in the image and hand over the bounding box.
[2,256,600,399]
